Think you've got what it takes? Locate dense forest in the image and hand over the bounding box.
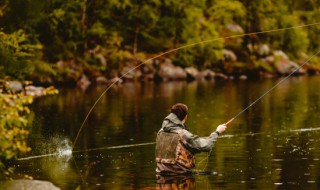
[0,0,320,85]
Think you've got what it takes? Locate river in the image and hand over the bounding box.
[13,76,320,189]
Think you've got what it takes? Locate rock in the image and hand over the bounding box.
[274,60,305,75]
[223,49,237,62]
[273,50,289,60]
[25,85,45,97]
[224,24,244,46]
[272,51,306,74]
[200,69,216,79]
[96,53,107,67]
[226,23,244,33]
[96,76,108,85]
[77,75,91,90]
[109,77,123,84]
[239,75,247,80]
[260,56,275,64]
[0,180,60,190]
[120,66,142,81]
[274,59,291,74]
[258,44,270,56]
[56,60,65,69]
[185,67,199,80]
[7,81,23,93]
[288,61,306,74]
[157,60,187,81]
[214,72,228,79]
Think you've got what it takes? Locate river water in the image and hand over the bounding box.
[13,76,320,189]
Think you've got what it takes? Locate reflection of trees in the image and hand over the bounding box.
[200,76,320,188]
[70,146,156,189]
[25,76,320,188]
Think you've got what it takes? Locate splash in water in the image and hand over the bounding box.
[57,139,73,157]
[40,136,72,157]
[18,135,73,160]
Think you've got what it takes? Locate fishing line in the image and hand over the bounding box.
[72,21,320,151]
[224,49,320,126]
[17,142,155,160]
[17,127,320,160]
[199,49,320,171]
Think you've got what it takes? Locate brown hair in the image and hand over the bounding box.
[171,103,188,121]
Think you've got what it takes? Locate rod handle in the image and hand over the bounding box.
[224,118,234,126]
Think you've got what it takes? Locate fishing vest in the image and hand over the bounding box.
[155,129,195,170]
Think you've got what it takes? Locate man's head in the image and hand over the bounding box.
[171,103,188,121]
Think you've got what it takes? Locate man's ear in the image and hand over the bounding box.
[182,115,188,124]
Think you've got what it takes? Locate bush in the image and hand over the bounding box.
[0,93,33,169]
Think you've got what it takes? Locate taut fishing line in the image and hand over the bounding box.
[72,21,320,151]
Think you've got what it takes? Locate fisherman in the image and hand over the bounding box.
[155,103,227,176]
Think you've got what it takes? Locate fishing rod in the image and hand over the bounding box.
[223,49,320,126]
[72,22,320,151]
[199,49,320,171]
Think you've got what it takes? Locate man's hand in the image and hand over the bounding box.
[216,124,227,134]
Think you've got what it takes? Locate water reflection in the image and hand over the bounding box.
[155,175,196,190]
[10,76,320,189]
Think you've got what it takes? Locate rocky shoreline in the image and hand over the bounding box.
[1,81,58,98]
[70,49,320,89]
[2,49,320,92]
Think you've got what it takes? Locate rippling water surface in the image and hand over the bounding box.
[14,76,320,189]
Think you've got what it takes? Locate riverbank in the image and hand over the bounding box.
[53,49,320,90]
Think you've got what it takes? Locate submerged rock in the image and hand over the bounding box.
[0,180,60,190]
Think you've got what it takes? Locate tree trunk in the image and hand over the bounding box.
[82,0,87,57]
[133,25,140,58]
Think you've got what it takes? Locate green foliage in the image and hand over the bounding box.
[207,0,246,26]
[0,30,56,80]
[0,30,39,78]
[1,0,320,79]
[280,15,309,58]
[177,20,224,69]
[0,94,33,163]
[266,9,310,58]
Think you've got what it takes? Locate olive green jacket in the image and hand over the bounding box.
[155,113,219,175]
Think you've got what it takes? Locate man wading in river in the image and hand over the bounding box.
[155,103,227,176]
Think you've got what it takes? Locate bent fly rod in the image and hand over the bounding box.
[224,49,320,126]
